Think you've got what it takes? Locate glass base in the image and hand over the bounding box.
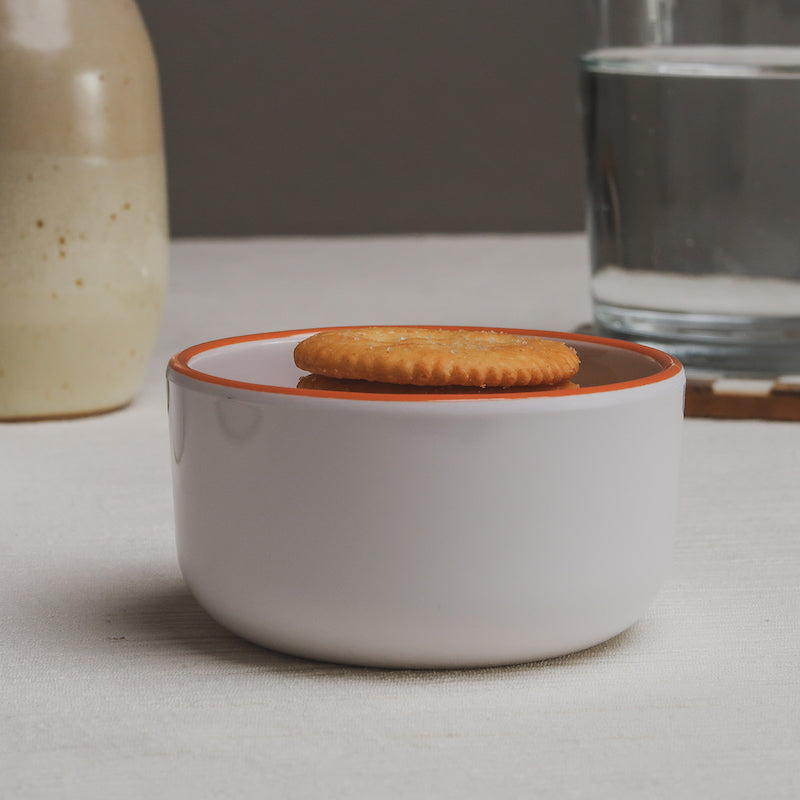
[593,301,800,377]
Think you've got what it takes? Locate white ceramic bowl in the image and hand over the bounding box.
[167,326,684,668]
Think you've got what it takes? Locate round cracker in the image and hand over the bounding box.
[293,327,580,387]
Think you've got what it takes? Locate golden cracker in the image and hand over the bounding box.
[293,327,580,387]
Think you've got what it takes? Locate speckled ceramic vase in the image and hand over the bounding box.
[0,0,168,419]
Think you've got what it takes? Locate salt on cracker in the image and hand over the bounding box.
[293,327,580,388]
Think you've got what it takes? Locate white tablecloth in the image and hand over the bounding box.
[2,235,798,799]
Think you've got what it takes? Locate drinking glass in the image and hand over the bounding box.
[580,0,800,375]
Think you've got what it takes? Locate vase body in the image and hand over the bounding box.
[0,0,169,419]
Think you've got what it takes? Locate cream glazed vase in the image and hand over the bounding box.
[0,0,169,419]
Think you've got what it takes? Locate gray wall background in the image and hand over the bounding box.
[137,1,587,237]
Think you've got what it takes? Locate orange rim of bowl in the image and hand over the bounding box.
[167,325,683,402]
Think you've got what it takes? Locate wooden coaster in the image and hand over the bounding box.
[572,324,800,421]
[685,376,800,421]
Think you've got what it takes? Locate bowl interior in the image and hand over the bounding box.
[175,328,680,398]
[187,332,310,388]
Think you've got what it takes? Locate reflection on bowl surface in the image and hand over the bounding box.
[295,373,580,394]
